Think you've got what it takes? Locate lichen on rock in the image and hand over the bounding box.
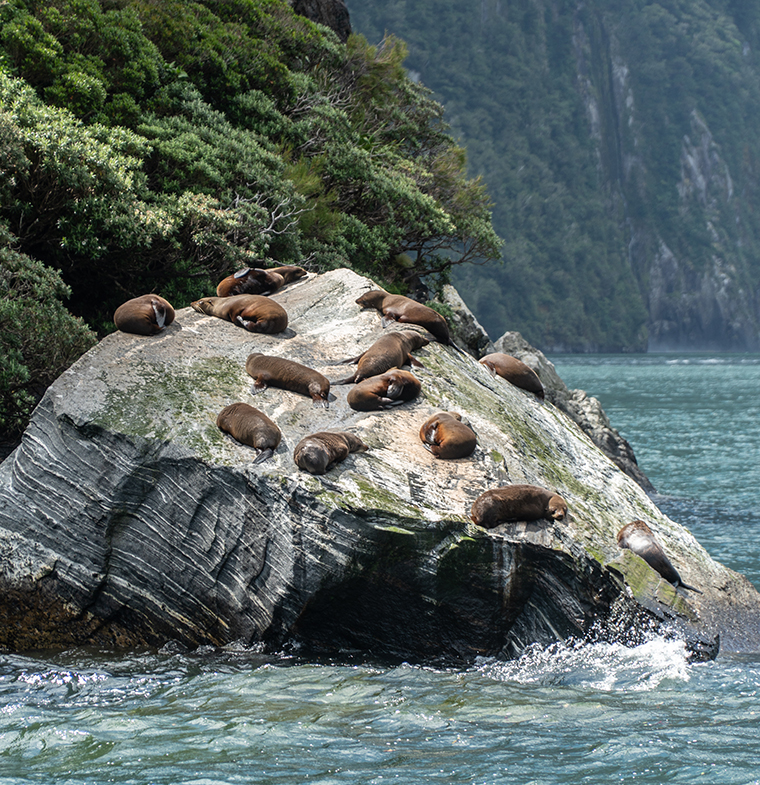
[0,268,757,660]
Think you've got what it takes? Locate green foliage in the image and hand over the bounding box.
[0,0,502,438]
[0,223,96,440]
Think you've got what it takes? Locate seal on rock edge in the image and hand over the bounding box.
[293,431,369,475]
[346,369,422,411]
[216,265,307,297]
[191,295,288,333]
[216,402,282,463]
[333,330,428,384]
[617,520,702,593]
[419,412,477,459]
[479,353,545,399]
[113,294,175,335]
[355,289,457,348]
[470,484,568,528]
[245,353,331,408]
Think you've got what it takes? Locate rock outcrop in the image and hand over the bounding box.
[0,269,758,660]
[490,331,654,493]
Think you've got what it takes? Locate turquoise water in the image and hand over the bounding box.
[2,354,760,784]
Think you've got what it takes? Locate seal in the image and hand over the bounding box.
[355,289,456,347]
[479,353,544,399]
[293,431,369,475]
[191,294,288,333]
[347,369,422,411]
[216,265,307,297]
[245,352,331,408]
[419,411,477,459]
[470,484,568,528]
[113,294,175,335]
[216,402,282,463]
[617,520,702,593]
[333,330,428,384]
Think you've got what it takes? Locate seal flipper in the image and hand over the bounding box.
[332,374,357,385]
[253,447,274,464]
[676,580,703,594]
[409,356,425,368]
[250,373,270,395]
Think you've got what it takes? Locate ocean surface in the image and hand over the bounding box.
[2,353,760,785]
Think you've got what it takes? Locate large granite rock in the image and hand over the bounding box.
[0,269,758,660]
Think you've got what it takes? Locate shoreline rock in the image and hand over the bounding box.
[0,268,757,660]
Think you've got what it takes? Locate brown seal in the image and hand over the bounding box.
[245,352,331,408]
[347,369,422,411]
[419,411,477,459]
[113,294,175,335]
[216,265,307,297]
[334,331,428,384]
[617,520,702,593]
[293,431,369,475]
[470,484,568,528]
[355,289,455,347]
[479,353,544,399]
[191,294,288,333]
[216,402,282,463]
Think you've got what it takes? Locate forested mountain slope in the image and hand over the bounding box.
[349,0,760,351]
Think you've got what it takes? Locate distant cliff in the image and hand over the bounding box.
[349,1,760,352]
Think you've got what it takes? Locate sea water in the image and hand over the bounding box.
[1,354,759,785]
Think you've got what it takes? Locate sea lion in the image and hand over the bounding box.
[355,289,456,347]
[293,431,369,475]
[479,353,544,399]
[333,331,429,384]
[191,294,288,333]
[245,352,331,408]
[470,484,568,528]
[347,369,422,411]
[216,402,282,463]
[617,520,702,593]
[216,265,307,297]
[419,411,477,459]
[113,294,175,335]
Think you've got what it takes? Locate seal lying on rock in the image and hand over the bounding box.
[355,289,455,347]
[471,484,568,528]
[617,520,702,593]
[347,369,422,411]
[191,295,288,334]
[293,431,369,475]
[246,353,331,408]
[333,331,428,384]
[419,412,477,459]
[479,353,544,399]
[113,294,175,335]
[216,265,307,297]
[216,402,281,463]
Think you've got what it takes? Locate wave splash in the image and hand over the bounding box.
[475,634,692,692]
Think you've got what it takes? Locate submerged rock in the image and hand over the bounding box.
[0,269,758,660]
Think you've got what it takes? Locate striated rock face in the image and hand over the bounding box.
[0,269,759,660]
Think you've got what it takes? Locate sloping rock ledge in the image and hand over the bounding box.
[0,268,758,661]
